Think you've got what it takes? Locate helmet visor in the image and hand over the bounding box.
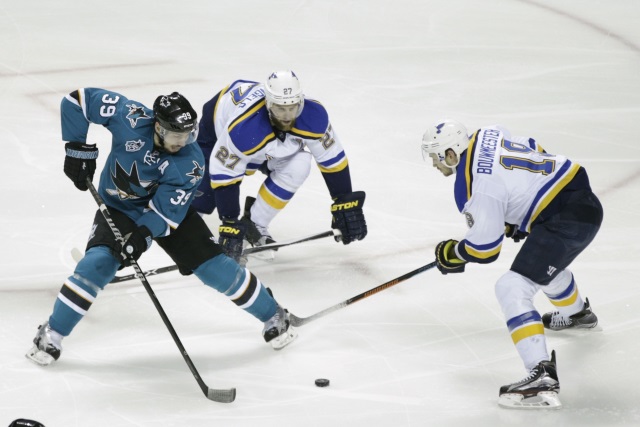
[158,124,198,152]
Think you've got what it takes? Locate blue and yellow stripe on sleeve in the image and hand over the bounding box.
[317,151,349,173]
[210,172,244,189]
[457,235,503,264]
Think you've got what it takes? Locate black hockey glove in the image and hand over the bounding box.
[218,219,247,262]
[118,226,153,266]
[331,191,368,245]
[435,239,467,275]
[64,142,99,191]
[505,223,528,243]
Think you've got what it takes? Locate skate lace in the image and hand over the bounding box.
[549,311,572,328]
[514,367,540,385]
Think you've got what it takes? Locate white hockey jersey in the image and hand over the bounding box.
[452,126,582,264]
[207,80,349,190]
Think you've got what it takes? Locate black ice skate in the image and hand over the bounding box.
[25,321,63,366]
[242,196,277,262]
[498,350,561,409]
[542,298,598,331]
[262,304,298,350]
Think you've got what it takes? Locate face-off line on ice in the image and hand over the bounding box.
[26,71,602,409]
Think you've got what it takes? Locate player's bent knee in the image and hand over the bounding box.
[74,246,120,289]
[193,253,245,293]
[495,271,538,319]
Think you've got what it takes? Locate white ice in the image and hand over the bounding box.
[1,0,639,426]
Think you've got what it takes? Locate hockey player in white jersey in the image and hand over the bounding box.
[420,120,603,409]
[192,70,367,263]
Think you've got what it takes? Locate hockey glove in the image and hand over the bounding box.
[218,219,247,262]
[435,239,467,274]
[118,226,153,266]
[505,223,528,243]
[331,191,368,245]
[64,142,99,191]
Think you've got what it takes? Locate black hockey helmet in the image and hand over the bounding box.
[152,92,198,152]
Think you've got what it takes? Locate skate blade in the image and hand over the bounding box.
[25,346,55,366]
[498,391,562,409]
[271,327,298,350]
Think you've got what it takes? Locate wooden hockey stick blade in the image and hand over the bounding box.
[243,230,337,255]
[288,261,438,327]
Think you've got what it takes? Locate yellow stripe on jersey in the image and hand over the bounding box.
[317,158,349,173]
[213,85,230,123]
[464,131,479,202]
[228,100,266,134]
[291,127,325,139]
[464,242,502,260]
[211,176,244,189]
[527,163,581,230]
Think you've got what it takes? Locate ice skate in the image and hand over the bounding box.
[498,350,561,409]
[542,298,598,331]
[26,321,63,366]
[262,304,297,350]
[245,222,277,262]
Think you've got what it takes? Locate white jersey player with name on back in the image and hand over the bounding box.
[421,120,603,409]
[453,125,581,265]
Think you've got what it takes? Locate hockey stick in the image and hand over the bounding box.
[85,179,236,403]
[289,261,438,327]
[93,229,338,283]
[243,229,337,255]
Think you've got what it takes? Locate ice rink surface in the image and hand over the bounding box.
[1,0,639,425]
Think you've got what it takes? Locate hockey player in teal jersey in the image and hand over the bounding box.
[420,120,603,409]
[26,89,297,367]
[192,70,367,263]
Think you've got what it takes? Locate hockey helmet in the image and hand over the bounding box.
[421,120,469,170]
[264,70,304,130]
[153,92,198,152]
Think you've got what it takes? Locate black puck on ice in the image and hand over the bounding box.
[315,378,330,387]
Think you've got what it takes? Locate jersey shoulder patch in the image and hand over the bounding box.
[290,99,329,140]
[228,105,276,156]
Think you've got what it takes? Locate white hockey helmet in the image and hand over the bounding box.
[421,120,469,169]
[264,70,305,119]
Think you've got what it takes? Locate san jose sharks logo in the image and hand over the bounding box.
[125,139,145,152]
[126,103,151,128]
[106,160,158,200]
[186,160,204,185]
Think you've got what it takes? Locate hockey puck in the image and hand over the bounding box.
[315,378,330,387]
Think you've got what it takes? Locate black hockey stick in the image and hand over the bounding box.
[243,229,337,255]
[100,229,338,283]
[111,264,180,283]
[289,261,438,327]
[85,178,236,403]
